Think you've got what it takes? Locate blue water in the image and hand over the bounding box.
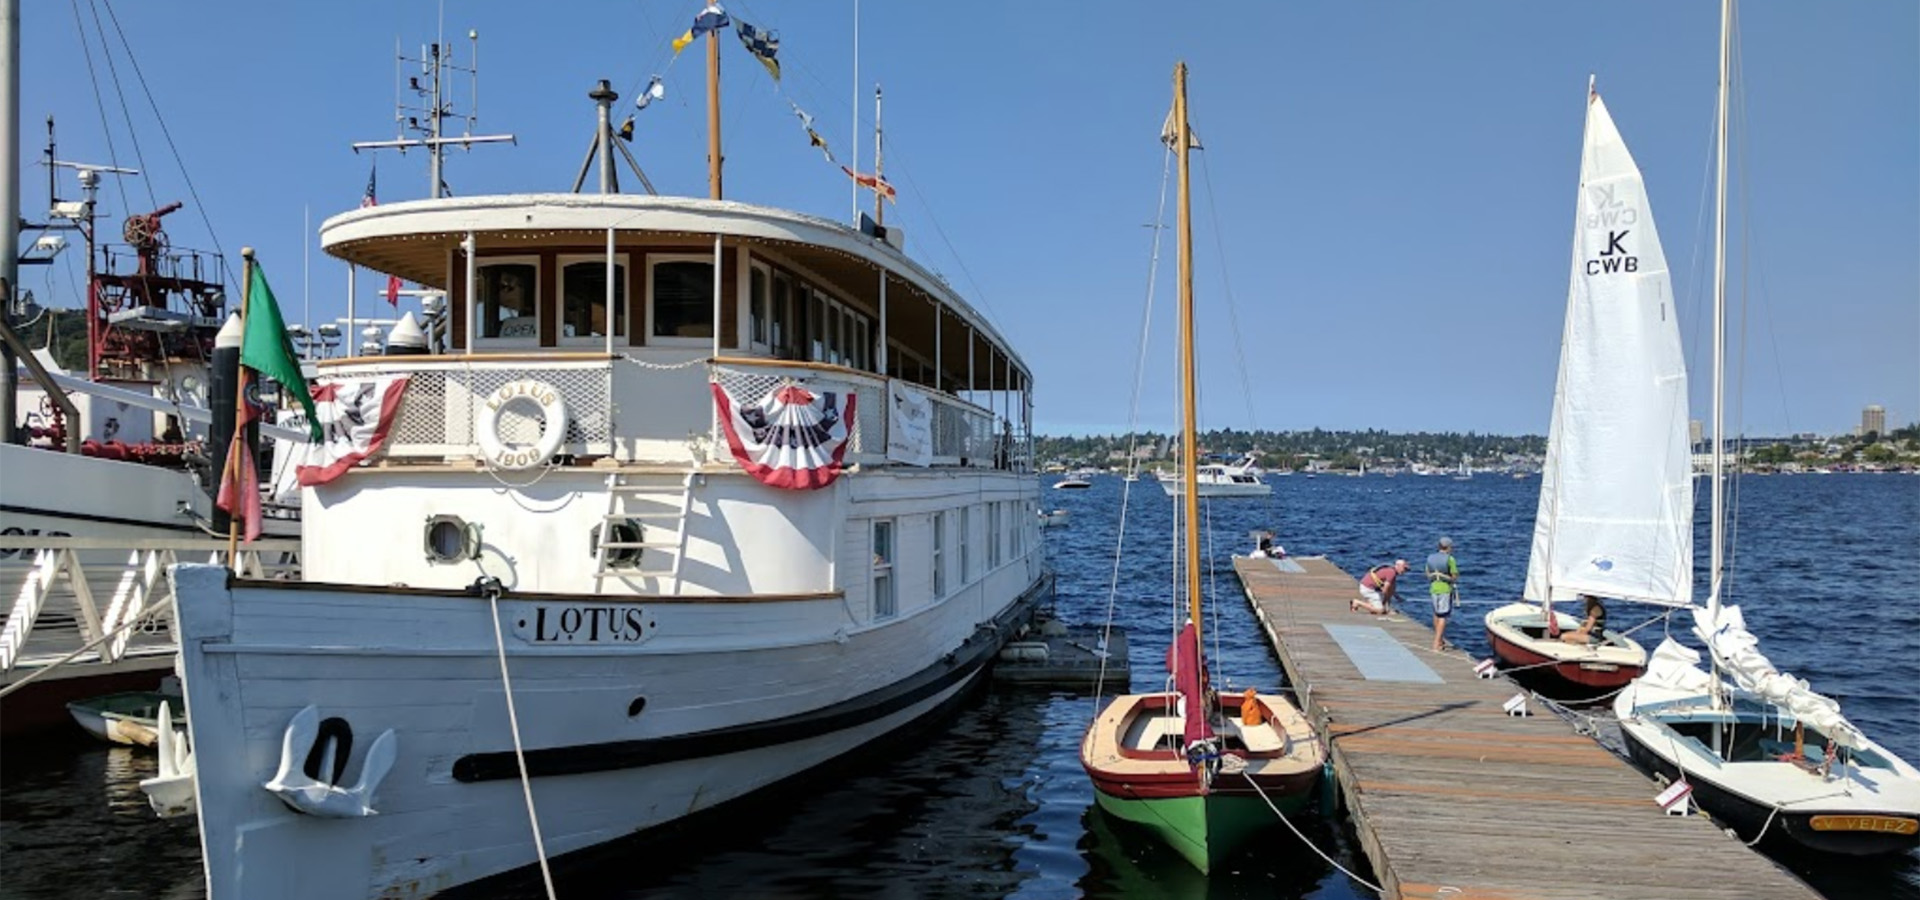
[2,473,1914,898]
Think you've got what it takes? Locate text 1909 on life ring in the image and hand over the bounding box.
[477,379,570,471]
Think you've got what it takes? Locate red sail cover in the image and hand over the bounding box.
[295,375,411,486]
[1167,622,1216,747]
[712,383,856,490]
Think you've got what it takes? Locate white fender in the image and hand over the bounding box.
[263,704,399,818]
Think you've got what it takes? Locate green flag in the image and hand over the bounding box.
[239,261,322,441]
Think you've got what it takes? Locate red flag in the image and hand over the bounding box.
[839,166,896,203]
[215,371,265,542]
[386,275,402,308]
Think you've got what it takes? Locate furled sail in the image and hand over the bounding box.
[1525,92,1693,609]
[1693,606,1864,749]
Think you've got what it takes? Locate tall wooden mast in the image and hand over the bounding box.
[706,15,723,199]
[1173,62,1202,629]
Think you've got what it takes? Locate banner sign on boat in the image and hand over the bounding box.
[511,603,653,645]
[286,375,412,487]
[886,380,934,467]
[711,382,855,490]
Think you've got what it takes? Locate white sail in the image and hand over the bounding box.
[1525,93,1693,608]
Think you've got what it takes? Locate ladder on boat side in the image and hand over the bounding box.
[591,472,696,593]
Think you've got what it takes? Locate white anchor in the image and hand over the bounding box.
[138,700,198,818]
[263,705,398,817]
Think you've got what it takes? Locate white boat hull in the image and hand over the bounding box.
[1158,480,1271,498]
[1615,680,1920,855]
[170,564,1045,898]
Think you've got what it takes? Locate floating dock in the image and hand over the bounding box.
[1232,555,1822,900]
[992,619,1129,688]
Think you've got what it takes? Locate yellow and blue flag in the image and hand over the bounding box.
[672,4,731,54]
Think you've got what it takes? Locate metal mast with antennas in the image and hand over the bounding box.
[351,29,514,199]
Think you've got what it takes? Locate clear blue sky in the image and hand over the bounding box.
[18,1,1916,436]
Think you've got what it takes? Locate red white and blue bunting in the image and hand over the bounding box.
[712,382,855,490]
[293,375,412,486]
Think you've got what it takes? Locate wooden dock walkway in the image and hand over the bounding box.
[1233,555,1823,900]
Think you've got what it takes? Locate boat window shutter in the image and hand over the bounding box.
[628,250,647,347]
[719,248,739,349]
[449,253,468,351]
[538,249,559,347]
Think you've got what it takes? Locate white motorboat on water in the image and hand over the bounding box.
[1157,452,1270,497]
[161,21,1050,899]
[1613,0,1920,857]
[1053,476,1092,489]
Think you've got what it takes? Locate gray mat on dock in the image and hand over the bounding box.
[1321,624,1442,683]
[1263,558,1307,573]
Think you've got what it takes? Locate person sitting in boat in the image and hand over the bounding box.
[1352,559,1408,614]
[1251,533,1286,559]
[1560,594,1608,645]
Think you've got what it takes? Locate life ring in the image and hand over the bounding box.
[477,379,569,470]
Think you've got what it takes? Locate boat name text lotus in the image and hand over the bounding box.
[512,604,652,644]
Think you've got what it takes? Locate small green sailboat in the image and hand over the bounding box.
[1078,61,1324,875]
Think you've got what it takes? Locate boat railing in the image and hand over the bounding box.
[0,536,301,681]
[708,358,1004,468]
[316,354,619,461]
[310,354,1013,469]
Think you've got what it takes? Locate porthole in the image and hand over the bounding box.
[590,519,645,568]
[628,697,647,718]
[425,515,480,564]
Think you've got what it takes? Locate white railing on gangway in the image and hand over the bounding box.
[0,537,300,689]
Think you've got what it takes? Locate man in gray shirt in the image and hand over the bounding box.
[1426,536,1459,651]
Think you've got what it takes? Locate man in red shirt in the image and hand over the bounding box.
[1352,559,1409,614]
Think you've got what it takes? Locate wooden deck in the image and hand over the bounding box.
[1233,555,1823,900]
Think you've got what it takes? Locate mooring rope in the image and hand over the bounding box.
[1240,770,1383,894]
[480,577,559,900]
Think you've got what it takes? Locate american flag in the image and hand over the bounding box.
[360,167,401,305]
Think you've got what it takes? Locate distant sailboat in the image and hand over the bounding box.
[1079,63,1323,875]
[1484,81,1691,694]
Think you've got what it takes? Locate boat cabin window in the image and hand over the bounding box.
[872,519,897,619]
[931,510,947,598]
[771,274,793,358]
[808,291,826,361]
[478,260,539,341]
[748,264,770,349]
[957,506,972,584]
[649,257,715,341]
[560,257,626,343]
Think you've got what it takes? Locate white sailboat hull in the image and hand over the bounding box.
[170,564,1044,898]
[1615,679,1920,855]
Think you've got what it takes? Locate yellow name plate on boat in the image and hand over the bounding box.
[1807,815,1918,834]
